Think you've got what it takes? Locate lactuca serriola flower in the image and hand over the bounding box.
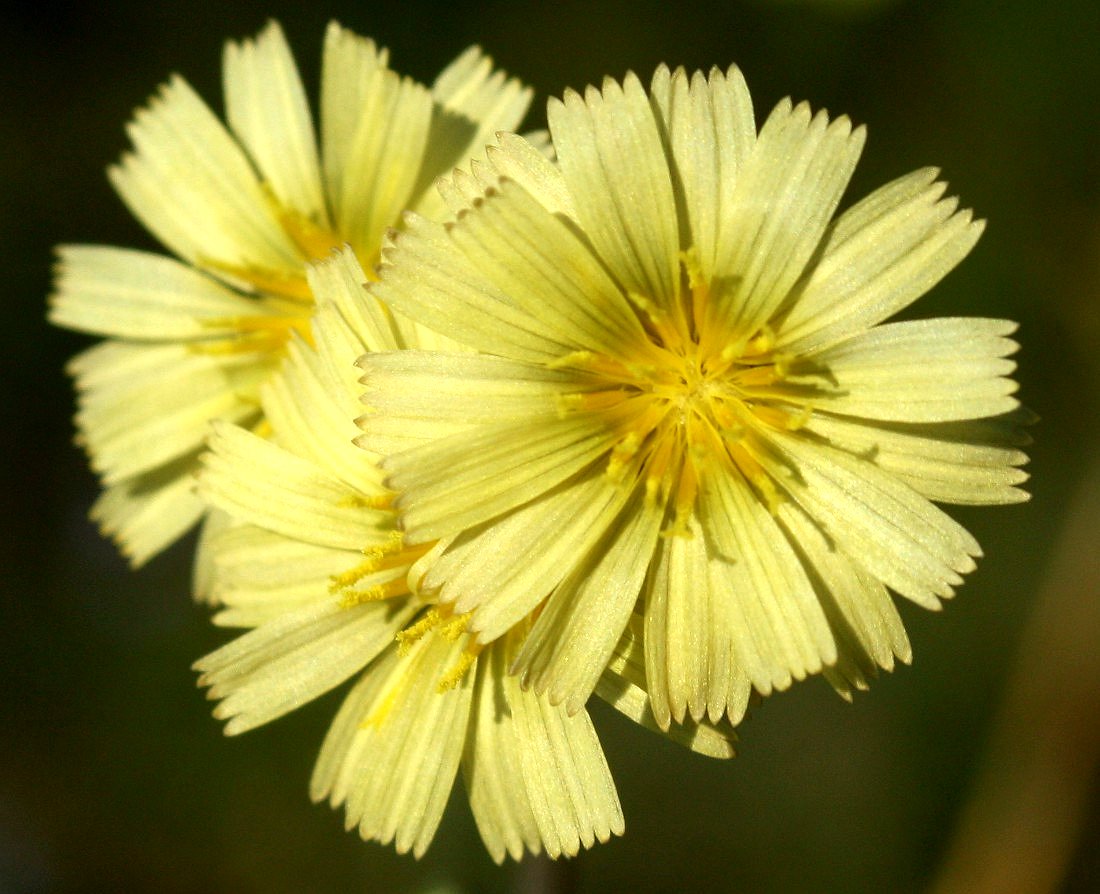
[358,65,1030,732]
[196,249,736,861]
[49,20,530,567]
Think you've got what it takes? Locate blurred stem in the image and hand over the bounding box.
[932,446,1100,894]
[512,853,579,894]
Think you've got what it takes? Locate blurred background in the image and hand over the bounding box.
[2,0,1098,891]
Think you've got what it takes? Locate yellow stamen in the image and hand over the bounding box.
[607,431,641,481]
[338,493,394,510]
[395,608,442,654]
[662,452,698,538]
[276,204,345,261]
[744,324,776,357]
[339,576,410,608]
[202,258,314,303]
[329,532,406,592]
[360,682,402,729]
[728,442,782,515]
[557,388,630,415]
[437,643,482,692]
[626,290,684,352]
[438,613,470,642]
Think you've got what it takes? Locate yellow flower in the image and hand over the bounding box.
[48,20,531,566]
[195,250,735,860]
[359,66,1030,731]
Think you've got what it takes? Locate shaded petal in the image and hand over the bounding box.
[643,509,749,727]
[753,429,981,609]
[411,47,532,222]
[192,507,234,606]
[466,636,622,862]
[380,415,619,542]
[775,503,911,692]
[601,616,740,756]
[313,634,474,857]
[224,21,326,224]
[512,490,664,714]
[199,422,387,550]
[448,181,656,361]
[708,99,865,345]
[484,132,576,218]
[549,73,680,307]
[374,214,578,362]
[649,64,754,279]
[263,300,386,498]
[697,465,836,700]
[774,168,984,353]
[195,598,416,734]
[307,248,404,353]
[320,23,432,262]
[110,75,298,271]
[49,246,259,340]
[203,524,358,627]
[90,464,206,567]
[805,412,1030,505]
[504,671,623,857]
[424,473,630,641]
[69,341,266,481]
[802,317,1019,422]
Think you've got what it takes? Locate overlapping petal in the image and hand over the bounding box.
[53,21,531,565]
[364,64,1028,738]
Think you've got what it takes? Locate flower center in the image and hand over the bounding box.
[194,187,371,357]
[559,258,829,534]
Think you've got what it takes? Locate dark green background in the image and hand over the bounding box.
[3,1,1098,891]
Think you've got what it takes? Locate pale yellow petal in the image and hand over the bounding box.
[776,503,911,684]
[337,635,475,857]
[195,598,415,734]
[549,73,680,307]
[698,465,836,699]
[512,491,664,715]
[411,47,532,222]
[69,341,265,482]
[362,350,571,427]
[224,21,327,225]
[424,473,630,640]
[602,616,740,756]
[49,246,259,340]
[202,524,358,627]
[192,507,234,606]
[501,660,623,857]
[307,248,404,354]
[709,98,865,344]
[320,23,432,262]
[485,131,575,218]
[464,645,542,863]
[199,422,386,550]
[774,169,984,354]
[382,416,620,542]
[90,464,206,567]
[649,64,754,280]
[447,180,656,361]
[374,214,577,362]
[264,322,384,498]
[805,412,1030,505]
[756,429,981,609]
[799,317,1020,422]
[109,75,298,271]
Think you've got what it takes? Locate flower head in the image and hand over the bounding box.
[359,66,1029,731]
[49,20,531,565]
[194,251,640,860]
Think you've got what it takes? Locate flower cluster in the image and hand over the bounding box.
[51,21,1027,863]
